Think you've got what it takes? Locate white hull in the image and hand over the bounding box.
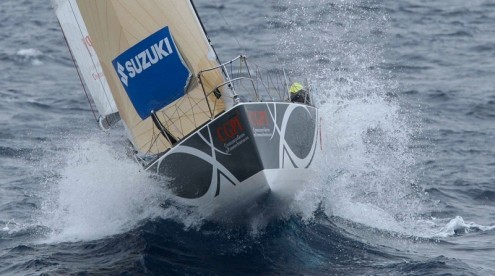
[148,102,321,220]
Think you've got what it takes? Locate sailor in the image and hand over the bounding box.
[289,82,310,104]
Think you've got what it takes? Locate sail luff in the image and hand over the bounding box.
[52,0,118,119]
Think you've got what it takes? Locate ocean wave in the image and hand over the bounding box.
[3,48,45,66]
[16,48,43,58]
[433,216,495,238]
[473,190,495,204]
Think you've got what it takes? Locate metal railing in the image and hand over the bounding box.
[145,55,312,157]
[198,55,306,117]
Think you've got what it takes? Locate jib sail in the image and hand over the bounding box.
[74,0,227,154]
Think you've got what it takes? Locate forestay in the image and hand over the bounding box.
[75,0,228,154]
[51,0,118,122]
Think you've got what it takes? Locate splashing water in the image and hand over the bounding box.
[272,0,495,241]
[272,0,431,235]
[432,216,495,238]
[35,1,494,243]
[39,134,167,242]
[1,219,16,233]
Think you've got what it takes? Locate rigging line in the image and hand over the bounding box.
[163,107,184,138]
[56,19,98,122]
[68,1,116,116]
[189,0,232,85]
[189,0,223,64]
[217,9,243,53]
[147,124,162,155]
[151,111,178,145]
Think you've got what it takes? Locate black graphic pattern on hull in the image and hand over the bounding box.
[155,103,319,199]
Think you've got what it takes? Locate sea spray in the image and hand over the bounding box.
[39,133,168,242]
[275,0,426,232]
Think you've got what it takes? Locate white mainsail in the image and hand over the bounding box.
[52,0,118,121]
[74,0,227,154]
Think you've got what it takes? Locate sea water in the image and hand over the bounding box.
[1,0,494,274]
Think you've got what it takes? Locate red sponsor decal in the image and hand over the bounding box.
[84,35,93,47]
[217,114,244,143]
[82,36,95,57]
[248,110,269,128]
[92,71,105,80]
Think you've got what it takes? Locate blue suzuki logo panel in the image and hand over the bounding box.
[112,26,191,120]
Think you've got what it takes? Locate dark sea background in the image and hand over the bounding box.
[1,0,495,275]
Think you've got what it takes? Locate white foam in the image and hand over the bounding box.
[40,135,169,242]
[432,216,495,238]
[2,219,14,232]
[332,201,406,233]
[16,48,43,57]
[0,219,27,235]
[16,48,44,65]
[283,83,424,233]
[274,0,426,235]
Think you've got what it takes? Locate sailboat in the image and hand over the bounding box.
[52,0,321,219]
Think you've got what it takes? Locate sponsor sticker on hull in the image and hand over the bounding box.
[248,110,272,137]
[216,113,250,153]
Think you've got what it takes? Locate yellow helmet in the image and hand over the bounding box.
[289,82,304,93]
